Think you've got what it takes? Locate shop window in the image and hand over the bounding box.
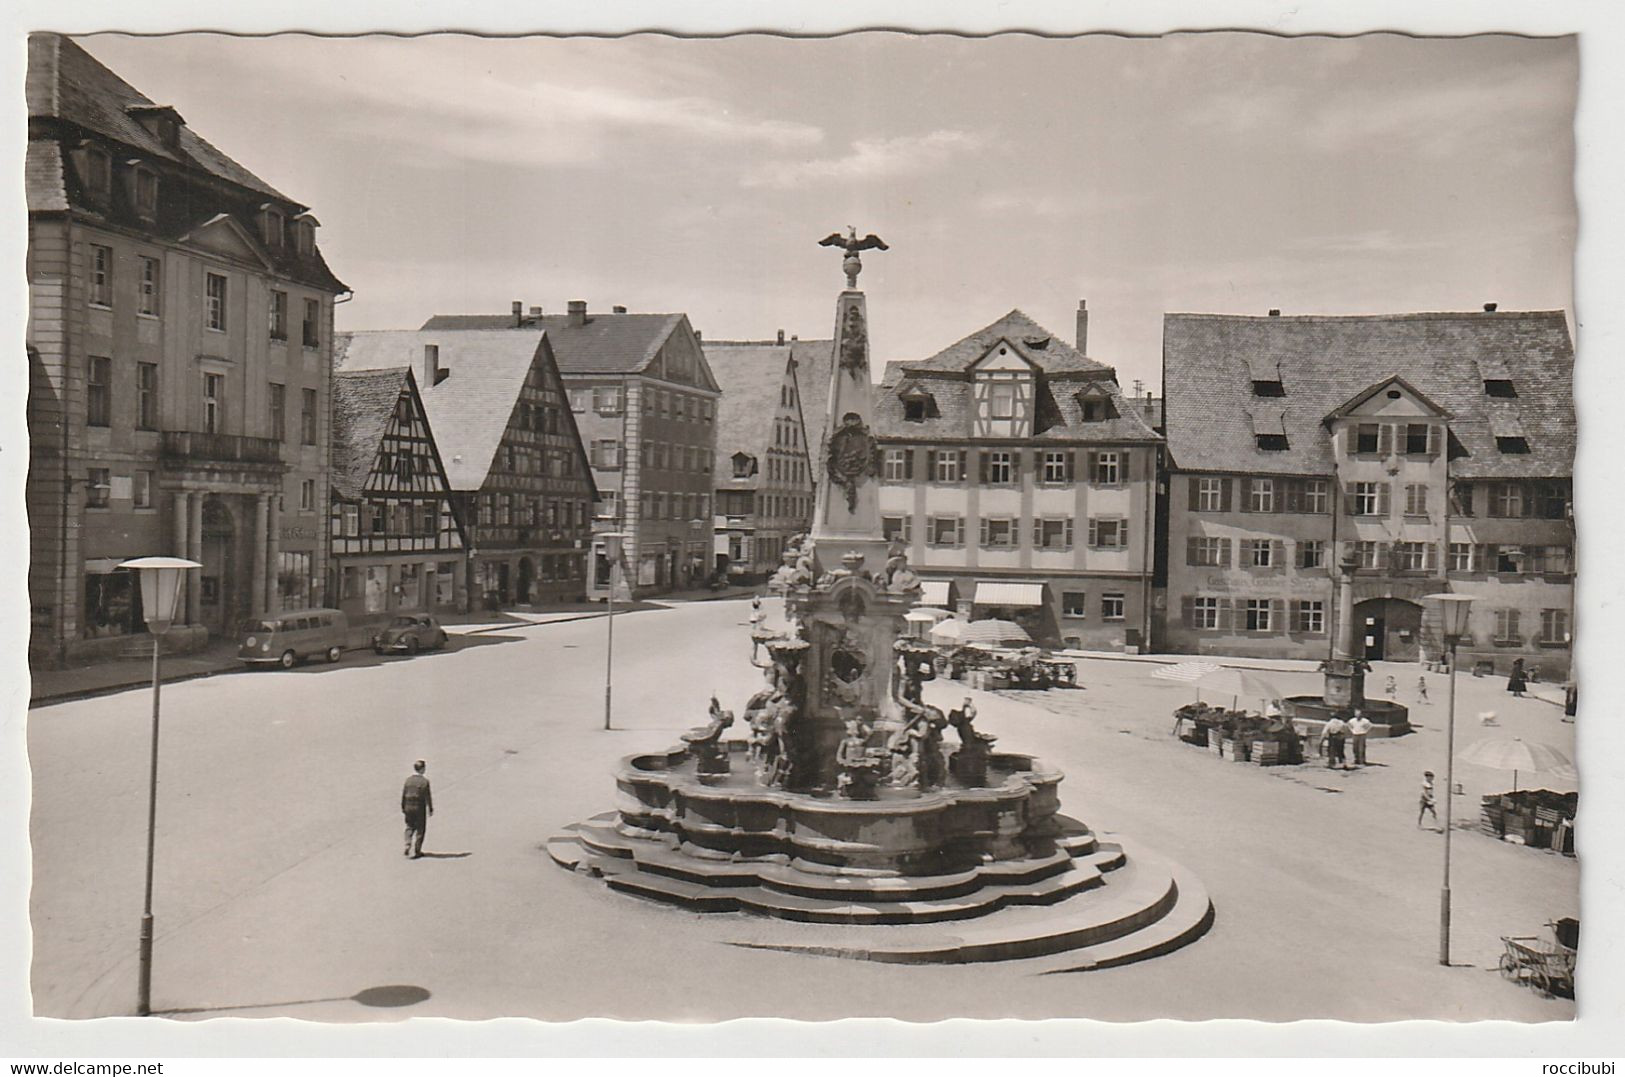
[84,569,140,637]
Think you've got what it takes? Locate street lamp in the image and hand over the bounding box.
[1426,591,1475,968]
[600,532,624,731]
[118,555,201,1016]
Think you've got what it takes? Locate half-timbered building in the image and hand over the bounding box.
[873,306,1162,650]
[420,302,721,599]
[330,366,467,622]
[336,329,598,608]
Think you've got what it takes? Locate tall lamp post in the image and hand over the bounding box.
[1426,591,1475,968]
[119,556,201,1016]
[601,533,624,731]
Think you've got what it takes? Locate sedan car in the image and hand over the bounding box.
[373,613,449,655]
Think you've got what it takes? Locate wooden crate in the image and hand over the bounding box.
[1208,728,1224,754]
[1253,740,1283,766]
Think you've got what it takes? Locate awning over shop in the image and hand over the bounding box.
[973,581,1046,607]
[920,580,953,607]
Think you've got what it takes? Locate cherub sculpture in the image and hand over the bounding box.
[682,695,735,780]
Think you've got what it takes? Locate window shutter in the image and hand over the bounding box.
[1345,428,1358,457]
[1033,519,1043,547]
[1220,538,1233,567]
[1188,476,1201,511]
[1119,520,1130,548]
[903,450,914,480]
[1289,599,1302,631]
[1345,490,1359,516]
[1064,519,1074,548]
[978,452,989,485]
[1378,424,1393,455]
[1186,537,1200,566]
[1122,451,1135,481]
[1239,479,1254,513]
[1376,542,1391,570]
[953,517,965,546]
[1508,609,1521,639]
[1522,483,1535,518]
[959,449,970,483]
[1282,480,1299,514]
[1087,518,1099,547]
[1271,599,1286,633]
[1377,483,1391,516]
[926,449,937,478]
[1271,540,1285,568]
[1181,595,1196,628]
[1064,452,1076,483]
[1427,424,1441,456]
[980,518,990,547]
[1220,479,1233,512]
[1086,452,1098,484]
[1217,598,1234,631]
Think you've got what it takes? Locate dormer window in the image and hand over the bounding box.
[261,206,285,248]
[731,452,757,479]
[82,144,112,201]
[1079,395,1117,422]
[293,215,317,256]
[897,382,934,422]
[1484,379,1517,398]
[1496,436,1531,454]
[1251,380,1285,397]
[127,163,160,220]
[1255,434,1288,451]
[126,104,185,150]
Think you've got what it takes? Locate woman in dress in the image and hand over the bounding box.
[1506,658,1528,698]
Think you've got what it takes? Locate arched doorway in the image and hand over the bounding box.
[1354,597,1422,662]
[199,497,238,638]
[516,557,535,604]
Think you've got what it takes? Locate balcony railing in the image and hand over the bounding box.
[160,430,284,466]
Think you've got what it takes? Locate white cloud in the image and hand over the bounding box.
[741,129,986,189]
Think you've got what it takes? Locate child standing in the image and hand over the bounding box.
[1417,675,1431,704]
[1385,674,1398,699]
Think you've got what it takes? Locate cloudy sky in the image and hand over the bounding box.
[80,31,1576,393]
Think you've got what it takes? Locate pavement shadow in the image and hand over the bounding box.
[414,851,471,859]
[157,983,431,1017]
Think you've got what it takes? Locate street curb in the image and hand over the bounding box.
[28,607,638,708]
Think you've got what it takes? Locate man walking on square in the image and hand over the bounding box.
[401,759,434,859]
[1348,708,1373,767]
[1418,770,1439,829]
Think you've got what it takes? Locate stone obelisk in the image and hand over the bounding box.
[811,227,891,576]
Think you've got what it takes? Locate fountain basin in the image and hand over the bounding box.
[1281,696,1411,736]
[613,739,1064,874]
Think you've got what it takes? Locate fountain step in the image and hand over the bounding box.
[725,838,1206,965]
[563,843,1110,925]
[563,813,1109,904]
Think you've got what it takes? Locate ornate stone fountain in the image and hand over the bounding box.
[547,234,1213,967]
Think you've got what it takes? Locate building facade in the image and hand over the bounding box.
[337,330,598,607]
[1160,309,1575,677]
[420,303,720,598]
[329,367,468,624]
[702,336,819,581]
[25,33,347,664]
[873,307,1162,650]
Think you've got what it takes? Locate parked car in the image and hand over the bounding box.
[239,608,349,669]
[373,613,448,655]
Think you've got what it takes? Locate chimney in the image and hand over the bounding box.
[1268,308,1281,317]
[1483,302,1499,313]
[1075,299,1089,353]
[423,344,443,386]
[612,305,627,315]
[529,305,543,317]
[776,329,785,345]
[567,300,588,327]
[512,300,524,327]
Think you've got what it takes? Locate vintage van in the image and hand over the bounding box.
[238,608,350,668]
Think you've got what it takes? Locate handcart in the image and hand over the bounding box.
[1498,919,1578,998]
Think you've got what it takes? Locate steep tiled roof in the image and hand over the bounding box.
[702,342,795,488]
[1162,311,1575,479]
[871,312,1159,444]
[337,330,544,491]
[898,309,1116,377]
[789,338,835,481]
[27,34,346,294]
[418,311,686,376]
[331,367,411,501]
